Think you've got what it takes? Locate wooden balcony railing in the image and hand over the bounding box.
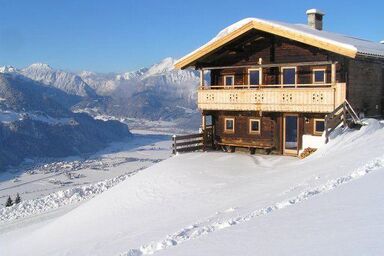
[199,83,333,90]
[197,83,346,113]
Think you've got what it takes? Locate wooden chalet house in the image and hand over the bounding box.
[174,9,384,156]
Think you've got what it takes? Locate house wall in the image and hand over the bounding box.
[204,111,326,154]
[347,58,384,117]
[208,35,347,86]
[207,110,280,151]
[302,113,326,135]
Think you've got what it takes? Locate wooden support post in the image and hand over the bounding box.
[172,135,177,154]
[202,114,206,151]
[331,63,336,85]
[324,114,329,144]
[200,69,204,88]
[201,114,206,131]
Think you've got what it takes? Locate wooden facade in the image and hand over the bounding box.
[175,14,384,156]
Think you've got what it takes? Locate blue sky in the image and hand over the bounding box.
[0,0,383,72]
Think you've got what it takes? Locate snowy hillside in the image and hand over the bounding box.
[1,119,383,256]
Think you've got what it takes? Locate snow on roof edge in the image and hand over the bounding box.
[175,18,255,67]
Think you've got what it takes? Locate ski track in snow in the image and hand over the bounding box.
[0,167,146,223]
[119,156,384,256]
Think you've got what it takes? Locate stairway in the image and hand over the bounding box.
[325,100,363,143]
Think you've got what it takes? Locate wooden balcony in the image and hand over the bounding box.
[197,83,346,113]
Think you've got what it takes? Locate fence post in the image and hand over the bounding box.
[324,114,329,144]
[172,135,177,154]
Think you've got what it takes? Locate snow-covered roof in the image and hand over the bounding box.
[175,18,384,69]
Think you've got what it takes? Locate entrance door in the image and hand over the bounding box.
[283,114,299,155]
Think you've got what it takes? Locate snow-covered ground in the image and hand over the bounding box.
[0,131,172,230]
[1,119,384,256]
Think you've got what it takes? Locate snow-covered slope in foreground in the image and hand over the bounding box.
[1,119,384,256]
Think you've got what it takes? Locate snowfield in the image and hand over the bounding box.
[1,119,384,256]
[0,132,172,226]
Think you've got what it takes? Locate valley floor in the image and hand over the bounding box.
[1,120,384,256]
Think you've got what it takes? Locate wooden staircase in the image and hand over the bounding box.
[325,100,363,143]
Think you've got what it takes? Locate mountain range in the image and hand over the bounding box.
[0,57,200,120]
[0,73,130,171]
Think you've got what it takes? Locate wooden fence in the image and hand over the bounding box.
[172,126,214,154]
[172,133,204,154]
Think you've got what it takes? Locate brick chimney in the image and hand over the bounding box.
[306,9,325,30]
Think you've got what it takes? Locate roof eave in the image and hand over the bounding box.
[174,19,358,69]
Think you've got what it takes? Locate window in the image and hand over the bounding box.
[249,119,261,134]
[314,119,325,135]
[281,67,296,85]
[248,69,261,86]
[224,118,235,133]
[224,75,234,86]
[205,115,213,126]
[313,68,326,83]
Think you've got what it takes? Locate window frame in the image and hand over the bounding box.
[312,68,327,84]
[247,68,262,86]
[224,75,235,86]
[224,117,235,133]
[249,118,261,135]
[313,118,325,135]
[280,66,297,85]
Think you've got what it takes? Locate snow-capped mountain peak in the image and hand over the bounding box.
[117,67,148,81]
[20,63,96,97]
[144,57,176,78]
[78,70,96,77]
[0,65,17,73]
[25,63,53,72]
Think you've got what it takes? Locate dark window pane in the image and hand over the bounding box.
[249,70,260,85]
[205,115,212,126]
[226,119,234,130]
[251,120,260,132]
[225,76,234,85]
[315,120,325,132]
[283,68,295,84]
[314,70,325,83]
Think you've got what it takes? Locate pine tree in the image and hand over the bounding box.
[15,193,21,204]
[5,196,13,207]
